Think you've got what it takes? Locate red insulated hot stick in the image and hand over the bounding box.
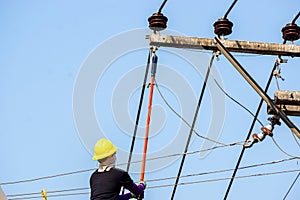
[140,54,157,183]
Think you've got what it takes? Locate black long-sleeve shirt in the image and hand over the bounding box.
[90,167,143,200]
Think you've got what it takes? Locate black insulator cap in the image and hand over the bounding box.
[281,23,300,41]
[213,18,233,37]
[148,13,168,31]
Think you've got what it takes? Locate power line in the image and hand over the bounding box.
[147,157,297,183]
[8,191,90,200]
[0,168,94,186]
[154,79,237,147]
[125,48,152,174]
[223,57,277,200]
[7,187,89,198]
[283,172,300,200]
[170,52,215,200]
[211,75,264,126]
[223,0,238,19]
[291,131,300,147]
[9,168,300,199]
[291,11,300,24]
[148,169,300,189]
[271,137,300,158]
[7,157,297,198]
[156,50,264,127]
[0,144,240,186]
[158,0,168,13]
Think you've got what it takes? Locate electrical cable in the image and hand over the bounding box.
[271,137,300,158]
[154,79,237,146]
[291,11,300,24]
[0,168,94,186]
[223,57,277,200]
[211,76,264,126]
[291,131,300,147]
[123,49,152,196]
[7,157,297,199]
[223,0,238,19]
[1,144,240,186]
[147,157,297,183]
[158,0,168,13]
[7,187,89,198]
[8,192,90,200]
[170,52,215,200]
[8,168,300,199]
[181,50,265,126]
[148,169,300,189]
[282,172,300,200]
[125,48,152,175]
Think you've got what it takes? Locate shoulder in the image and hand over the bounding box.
[110,167,129,176]
[111,167,126,173]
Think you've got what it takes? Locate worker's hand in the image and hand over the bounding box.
[131,192,144,199]
[138,181,147,190]
[131,193,137,199]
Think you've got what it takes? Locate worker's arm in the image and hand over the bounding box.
[119,171,146,200]
[119,193,132,200]
[119,182,145,200]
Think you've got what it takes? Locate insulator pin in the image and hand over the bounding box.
[148,13,168,31]
[281,23,300,41]
[213,18,233,37]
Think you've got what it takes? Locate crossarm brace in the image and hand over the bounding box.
[214,36,300,139]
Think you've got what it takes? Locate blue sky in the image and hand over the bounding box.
[1,0,300,199]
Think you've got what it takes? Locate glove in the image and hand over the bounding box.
[131,192,144,199]
[138,181,147,190]
[131,193,137,199]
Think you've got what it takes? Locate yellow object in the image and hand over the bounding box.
[92,138,118,160]
[41,189,47,200]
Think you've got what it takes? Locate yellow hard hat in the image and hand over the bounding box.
[92,138,118,160]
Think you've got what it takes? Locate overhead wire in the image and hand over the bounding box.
[271,136,300,158]
[7,187,89,198]
[148,169,300,189]
[0,144,241,186]
[158,0,168,13]
[154,79,240,146]
[291,11,300,24]
[211,75,264,126]
[0,168,94,186]
[6,157,298,199]
[170,52,215,200]
[8,167,300,199]
[223,53,278,200]
[8,191,90,200]
[125,48,152,175]
[146,157,297,183]
[223,0,238,19]
[282,172,300,200]
[291,131,300,147]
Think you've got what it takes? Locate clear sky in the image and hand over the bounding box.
[1,0,300,199]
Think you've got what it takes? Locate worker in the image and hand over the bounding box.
[90,138,146,200]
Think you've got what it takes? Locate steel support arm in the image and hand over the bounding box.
[214,37,300,139]
[148,34,300,57]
